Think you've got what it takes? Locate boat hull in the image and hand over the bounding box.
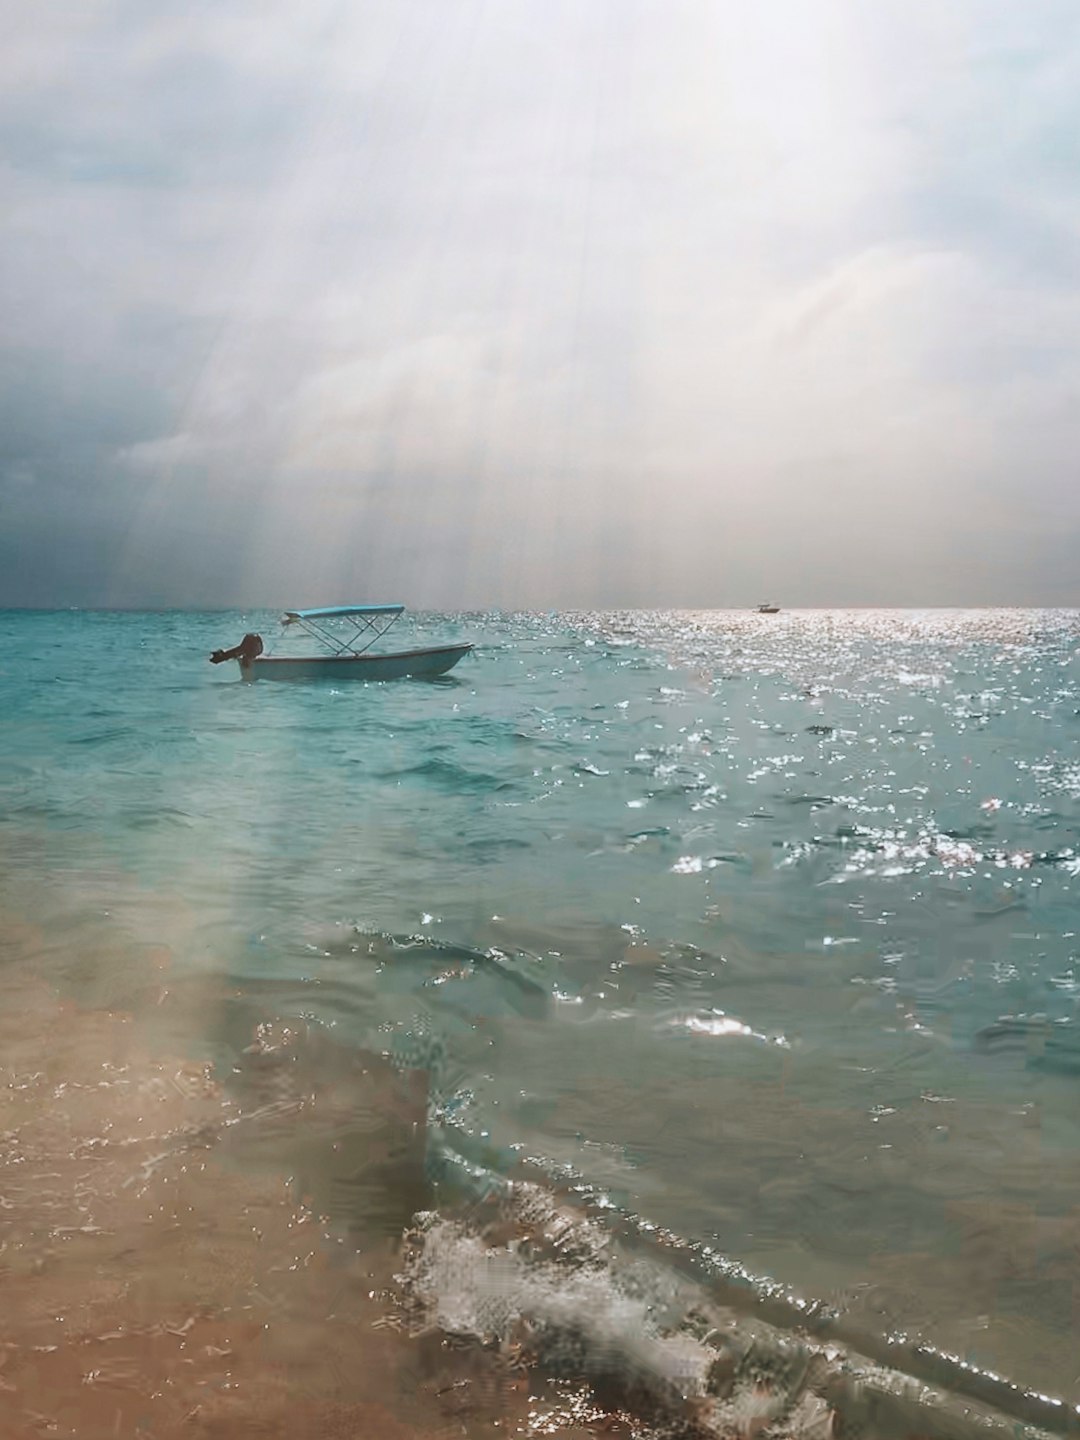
[239,643,473,682]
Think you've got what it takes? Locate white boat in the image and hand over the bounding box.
[209,605,473,682]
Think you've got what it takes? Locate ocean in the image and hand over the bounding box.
[2,607,1078,1439]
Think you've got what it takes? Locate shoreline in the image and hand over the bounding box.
[3,929,1076,1440]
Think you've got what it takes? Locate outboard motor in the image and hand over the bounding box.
[209,633,264,665]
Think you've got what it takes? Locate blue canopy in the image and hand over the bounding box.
[284,604,404,620]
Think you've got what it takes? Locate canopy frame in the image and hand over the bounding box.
[281,605,404,656]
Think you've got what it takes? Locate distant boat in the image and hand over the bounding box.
[209,605,473,682]
[755,604,780,614]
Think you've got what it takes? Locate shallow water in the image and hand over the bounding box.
[2,607,1079,1436]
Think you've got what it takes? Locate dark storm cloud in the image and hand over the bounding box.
[1,0,1078,607]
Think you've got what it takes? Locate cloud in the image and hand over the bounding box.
[1,0,1078,607]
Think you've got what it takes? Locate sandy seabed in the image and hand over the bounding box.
[0,913,604,1440]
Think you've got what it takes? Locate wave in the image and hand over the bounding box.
[395,1178,1070,1440]
[974,1015,1080,1073]
[375,756,510,792]
[14,950,1067,1438]
[311,927,551,1023]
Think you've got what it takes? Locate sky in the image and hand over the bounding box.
[2,0,1079,609]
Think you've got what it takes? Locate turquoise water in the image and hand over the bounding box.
[3,607,1080,1419]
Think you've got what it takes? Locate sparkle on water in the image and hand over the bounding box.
[1,606,1078,1437]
